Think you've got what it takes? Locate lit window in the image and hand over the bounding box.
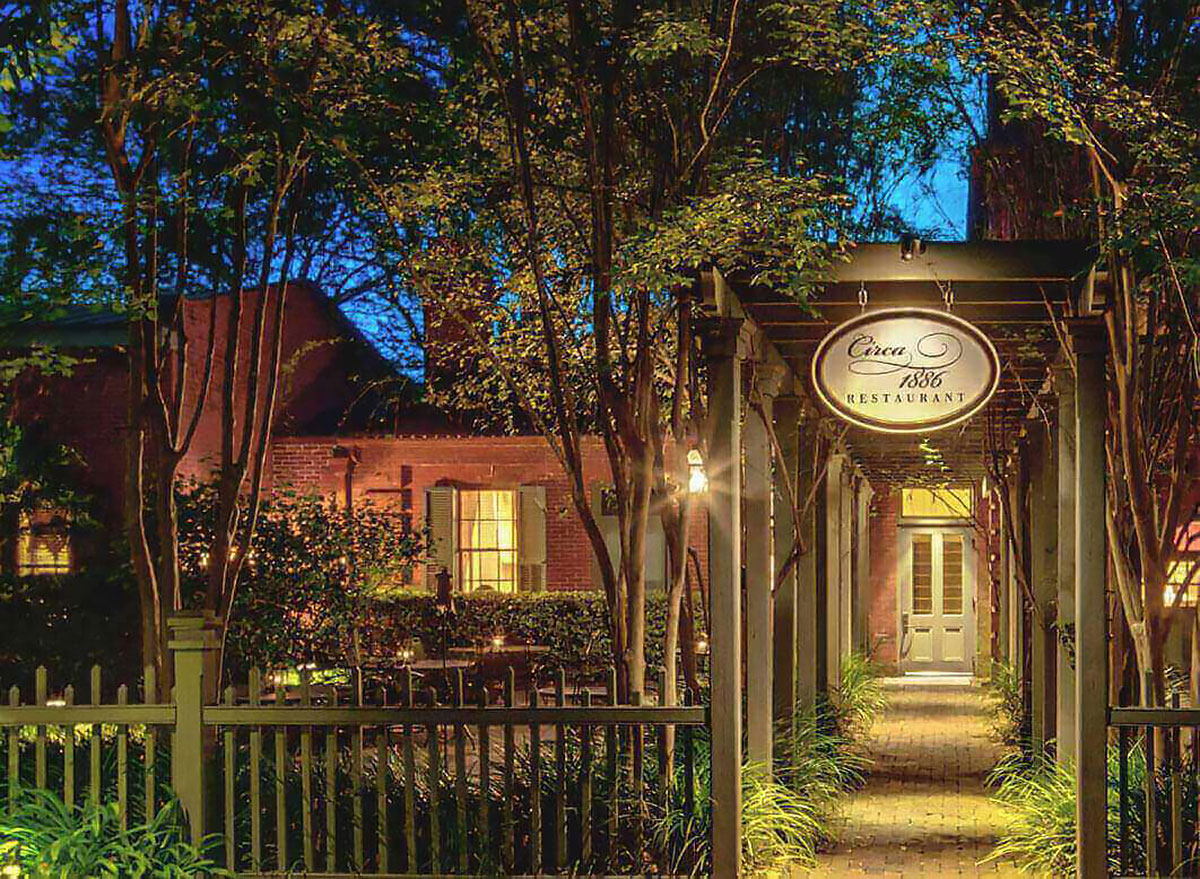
[16,508,72,576]
[901,486,973,519]
[1164,520,1200,607]
[458,490,518,593]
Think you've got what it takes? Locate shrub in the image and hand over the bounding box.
[985,660,1027,749]
[176,482,425,677]
[832,651,888,741]
[361,590,690,678]
[987,738,1156,876]
[0,788,227,878]
[654,650,886,876]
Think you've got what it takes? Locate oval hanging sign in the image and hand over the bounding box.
[811,307,1000,434]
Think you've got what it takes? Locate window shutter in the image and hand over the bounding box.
[518,485,547,592]
[425,486,457,590]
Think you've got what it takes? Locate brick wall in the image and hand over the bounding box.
[868,485,900,667]
[268,434,710,593]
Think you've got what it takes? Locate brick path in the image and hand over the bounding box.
[804,676,1024,878]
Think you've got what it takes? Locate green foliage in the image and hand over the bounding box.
[986,741,1155,877]
[176,482,424,676]
[985,660,1028,749]
[0,789,227,879]
[831,650,889,741]
[655,650,886,875]
[986,750,1079,876]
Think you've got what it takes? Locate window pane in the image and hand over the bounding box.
[458,490,519,593]
[902,487,973,519]
[943,535,964,616]
[912,534,933,615]
[16,509,72,576]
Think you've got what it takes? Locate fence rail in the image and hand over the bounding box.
[1108,696,1200,878]
[0,613,710,878]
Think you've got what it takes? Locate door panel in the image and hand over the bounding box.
[911,627,934,663]
[900,528,974,673]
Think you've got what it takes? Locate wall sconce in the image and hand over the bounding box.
[687,449,708,494]
[900,235,926,261]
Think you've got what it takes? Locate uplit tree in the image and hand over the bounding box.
[967,2,1199,706]
[355,0,962,705]
[1,1,421,696]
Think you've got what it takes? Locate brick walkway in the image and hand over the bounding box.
[804,676,1023,878]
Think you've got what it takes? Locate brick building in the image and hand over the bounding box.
[1,283,707,594]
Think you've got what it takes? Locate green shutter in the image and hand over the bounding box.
[518,485,547,591]
[425,486,457,590]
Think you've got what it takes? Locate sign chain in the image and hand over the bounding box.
[858,282,868,312]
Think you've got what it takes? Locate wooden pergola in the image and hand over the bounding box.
[698,240,1109,878]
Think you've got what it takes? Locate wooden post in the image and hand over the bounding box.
[998,494,1011,665]
[796,415,819,708]
[824,454,845,689]
[702,317,744,879]
[853,478,873,653]
[169,611,220,847]
[745,365,780,775]
[1053,362,1077,762]
[839,464,854,663]
[1029,423,1058,754]
[772,394,801,724]
[1073,327,1107,879]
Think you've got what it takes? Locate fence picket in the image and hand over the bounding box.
[555,668,566,873]
[89,666,100,806]
[477,683,490,871]
[63,685,74,809]
[503,668,516,872]
[631,689,644,861]
[352,684,364,872]
[274,678,288,872]
[657,667,671,822]
[605,666,618,870]
[300,671,315,873]
[453,668,468,873]
[530,683,542,873]
[377,721,390,873]
[144,665,156,822]
[34,667,46,791]
[401,670,417,873]
[7,686,19,813]
[249,668,263,873]
[1171,694,1182,872]
[1147,722,1158,877]
[223,686,235,871]
[324,688,338,873]
[427,688,441,874]
[116,684,128,830]
[580,689,593,866]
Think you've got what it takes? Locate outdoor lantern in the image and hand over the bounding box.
[687,449,708,494]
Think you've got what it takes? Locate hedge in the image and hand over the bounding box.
[352,590,696,679]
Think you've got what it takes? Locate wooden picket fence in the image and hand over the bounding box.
[0,613,710,877]
[1110,696,1200,878]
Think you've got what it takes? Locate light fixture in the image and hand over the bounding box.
[687,450,708,494]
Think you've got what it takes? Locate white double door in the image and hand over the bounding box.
[899,528,975,673]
